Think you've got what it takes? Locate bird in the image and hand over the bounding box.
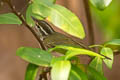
[33,19,87,49]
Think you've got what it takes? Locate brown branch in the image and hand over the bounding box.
[4,0,50,80]
[83,0,96,51]
[5,0,46,50]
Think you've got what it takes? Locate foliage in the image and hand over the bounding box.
[0,13,22,24]
[0,0,119,80]
[25,63,39,80]
[16,47,53,67]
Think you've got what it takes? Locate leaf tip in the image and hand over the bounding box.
[16,47,25,56]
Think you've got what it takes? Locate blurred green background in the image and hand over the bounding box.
[90,0,120,40]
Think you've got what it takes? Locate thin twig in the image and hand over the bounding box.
[5,0,46,50]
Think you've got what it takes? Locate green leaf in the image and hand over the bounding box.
[73,64,107,80]
[0,13,22,24]
[32,0,52,18]
[100,47,113,69]
[26,4,44,27]
[89,57,103,74]
[90,0,112,10]
[50,45,105,59]
[86,66,107,80]
[50,56,65,66]
[47,4,85,39]
[66,50,104,60]
[104,39,120,46]
[26,4,35,27]
[16,47,53,67]
[49,0,56,3]
[104,39,120,51]
[32,0,85,39]
[25,63,39,80]
[69,65,88,80]
[51,60,71,80]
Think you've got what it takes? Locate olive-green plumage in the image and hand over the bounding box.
[34,19,84,48]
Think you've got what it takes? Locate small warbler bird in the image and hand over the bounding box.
[33,19,86,49]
